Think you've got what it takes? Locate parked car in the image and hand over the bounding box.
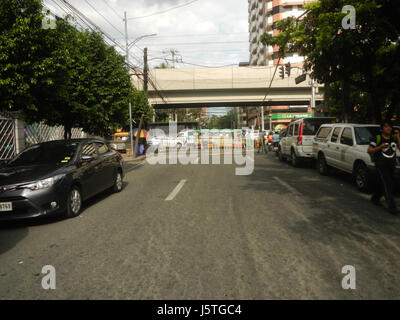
[147,130,185,151]
[0,139,124,221]
[312,123,400,192]
[278,117,336,166]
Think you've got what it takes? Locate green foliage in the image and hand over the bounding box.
[154,62,168,69]
[260,0,400,123]
[207,110,235,129]
[0,0,152,138]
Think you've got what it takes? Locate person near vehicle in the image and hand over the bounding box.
[368,121,400,214]
[257,132,266,153]
[266,132,273,151]
[273,131,280,144]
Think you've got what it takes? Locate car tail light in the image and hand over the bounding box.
[297,123,303,146]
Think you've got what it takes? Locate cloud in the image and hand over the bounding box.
[44,0,249,68]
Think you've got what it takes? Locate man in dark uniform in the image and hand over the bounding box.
[368,121,400,215]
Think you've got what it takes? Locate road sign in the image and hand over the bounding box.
[295,74,307,84]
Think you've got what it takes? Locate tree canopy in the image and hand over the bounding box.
[0,0,152,138]
[260,0,400,123]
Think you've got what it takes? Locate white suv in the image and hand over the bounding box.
[278,117,336,166]
[312,123,400,192]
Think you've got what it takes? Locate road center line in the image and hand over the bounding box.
[165,179,187,201]
[273,177,302,196]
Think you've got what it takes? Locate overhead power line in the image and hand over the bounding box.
[128,0,200,20]
[84,0,124,37]
[55,0,167,103]
[150,57,236,69]
[150,32,248,38]
[139,41,248,46]
[101,0,123,19]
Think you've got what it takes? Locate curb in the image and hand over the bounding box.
[122,155,146,164]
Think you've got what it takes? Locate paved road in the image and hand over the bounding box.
[1,151,400,299]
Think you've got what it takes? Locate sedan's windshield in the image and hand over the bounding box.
[8,143,79,166]
[354,127,380,145]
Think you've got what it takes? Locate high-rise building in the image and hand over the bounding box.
[247,1,316,130]
[248,0,315,66]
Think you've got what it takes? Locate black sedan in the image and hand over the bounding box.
[0,139,124,221]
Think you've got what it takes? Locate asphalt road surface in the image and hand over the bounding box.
[1,151,400,299]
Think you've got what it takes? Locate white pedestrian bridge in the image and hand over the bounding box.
[132,66,324,109]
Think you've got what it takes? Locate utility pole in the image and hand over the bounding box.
[143,47,148,93]
[134,114,144,159]
[261,106,264,131]
[172,50,176,69]
[269,107,272,130]
[311,78,316,117]
[124,11,134,158]
[163,49,180,68]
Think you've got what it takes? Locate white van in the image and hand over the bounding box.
[278,117,336,166]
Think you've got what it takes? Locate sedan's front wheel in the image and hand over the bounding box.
[65,186,82,218]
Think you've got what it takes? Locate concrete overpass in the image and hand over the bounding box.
[132,66,324,109]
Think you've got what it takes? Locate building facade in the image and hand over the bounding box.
[247,0,316,130]
[248,0,315,67]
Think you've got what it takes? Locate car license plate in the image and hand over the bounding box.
[0,202,12,212]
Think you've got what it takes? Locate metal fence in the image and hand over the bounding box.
[0,111,87,159]
[0,112,17,160]
[24,123,87,146]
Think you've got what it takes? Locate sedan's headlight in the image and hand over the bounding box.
[19,174,66,191]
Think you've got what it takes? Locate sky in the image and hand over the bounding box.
[43,0,248,117]
[44,0,250,69]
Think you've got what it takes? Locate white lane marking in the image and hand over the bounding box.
[273,176,302,196]
[246,156,254,162]
[165,179,187,201]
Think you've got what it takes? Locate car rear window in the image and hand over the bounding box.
[316,127,332,139]
[303,119,335,136]
[354,126,380,145]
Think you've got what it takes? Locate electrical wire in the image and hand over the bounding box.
[150,32,249,38]
[139,41,248,47]
[57,1,168,104]
[101,0,123,20]
[84,0,124,37]
[128,0,200,20]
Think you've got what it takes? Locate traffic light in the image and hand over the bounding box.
[285,62,291,77]
[279,65,285,79]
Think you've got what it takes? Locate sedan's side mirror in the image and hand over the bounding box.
[81,155,95,162]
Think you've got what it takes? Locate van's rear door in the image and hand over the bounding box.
[301,118,335,154]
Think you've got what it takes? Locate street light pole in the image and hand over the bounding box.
[123,11,157,157]
[124,11,134,158]
[311,78,316,117]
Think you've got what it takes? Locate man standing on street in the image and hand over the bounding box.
[368,121,400,215]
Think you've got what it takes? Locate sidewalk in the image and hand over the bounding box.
[122,154,147,164]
